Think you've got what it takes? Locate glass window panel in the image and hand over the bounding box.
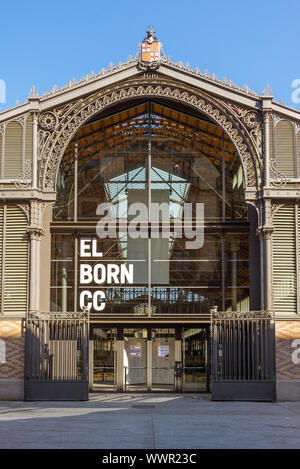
[224,233,249,260]
[51,102,251,314]
[225,287,250,312]
[50,287,74,312]
[225,260,250,288]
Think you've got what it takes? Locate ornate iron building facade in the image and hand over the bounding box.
[0,30,299,401]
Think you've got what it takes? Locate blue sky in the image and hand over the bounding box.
[1,0,300,110]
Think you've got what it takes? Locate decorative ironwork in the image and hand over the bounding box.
[210,310,274,320]
[39,112,57,131]
[28,311,90,320]
[40,80,261,191]
[270,157,287,187]
[15,159,32,188]
[223,102,263,159]
[133,303,157,316]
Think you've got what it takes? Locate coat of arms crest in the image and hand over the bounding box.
[139,26,162,70]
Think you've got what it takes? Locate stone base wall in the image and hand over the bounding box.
[0,320,24,400]
[276,321,300,401]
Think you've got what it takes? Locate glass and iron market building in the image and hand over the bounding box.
[0,29,300,401]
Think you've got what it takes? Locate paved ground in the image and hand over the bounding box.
[0,393,300,449]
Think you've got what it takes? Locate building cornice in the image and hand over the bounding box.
[0,189,56,201]
[1,57,300,125]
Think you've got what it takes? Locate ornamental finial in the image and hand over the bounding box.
[262,83,273,97]
[145,26,157,43]
[28,85,39,99]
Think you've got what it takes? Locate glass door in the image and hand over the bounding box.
[151,328,175,391]
[93,328,116,391]
[123,328,148,391]
[182,328,209,392]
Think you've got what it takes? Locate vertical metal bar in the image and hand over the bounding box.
[294,123,298,178]
[41,320,44,380]
[1,204,6,314]
[221,233,225,311]
[260,319,264,380]
[206,328,211,392]
[222,130,226,221]
[114,328,117,392]
[251,320,255,380]
[255,319,259,380]
[71,321,74,380]
[238,319,241,380]
[37,321,40,380]
[264,318,269,380]
[295,204,299,315]
[224,321,227,380]
[233,319,236,380]
[246,319,250,380]
[226,320,229,380]
[74,236,78,313]
[63,321,66,380]
[74,136,78,222]
[0,123,5,179]
[211,320,217,383]
[242,318,246,380]
[147,102,152,315]
[22,117,25,171]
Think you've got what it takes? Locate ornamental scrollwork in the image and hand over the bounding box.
[270,157,287,187]
[27,311,89,320]
[222,102,263,156]
[39,81,261,191]
[225,103,262,133]
[15,159,32,189]
[271,202,284,219]
[211,310,273,320]
[16,203,30,222]
[39,112,57,131]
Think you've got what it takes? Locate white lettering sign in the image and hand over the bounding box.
[79,238,134,312]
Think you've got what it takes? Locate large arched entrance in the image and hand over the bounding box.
[49,97,252,392]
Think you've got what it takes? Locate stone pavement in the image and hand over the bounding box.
[0,393,300,449]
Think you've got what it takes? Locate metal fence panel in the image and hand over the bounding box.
[211,310,275,401]
[25,312,89,401]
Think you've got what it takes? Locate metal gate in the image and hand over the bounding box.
[25,312,89,401]
[211,309,276,401]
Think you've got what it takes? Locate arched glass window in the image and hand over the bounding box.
[51,100,250,315]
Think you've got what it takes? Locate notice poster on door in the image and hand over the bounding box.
[158,345,169,358]
[130,345,142,358]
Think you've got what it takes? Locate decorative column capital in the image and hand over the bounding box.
[256,225,274,240]
[31,111,39,124]
[27,226,44,241]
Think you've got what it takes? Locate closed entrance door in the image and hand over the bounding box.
[123,328,148,391]
[151,328,175,391]
[91,326,210,392]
